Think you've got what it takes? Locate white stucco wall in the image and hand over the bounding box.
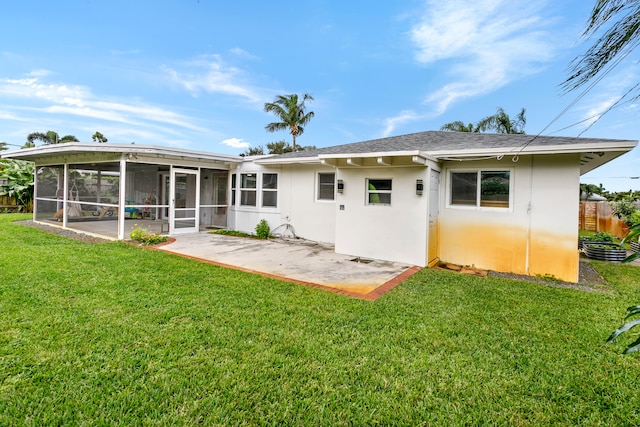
[277,164,337,243]
[437,154,580,282]
[228,161,282,235]
[228,161,336,242]
[334,166,430,266]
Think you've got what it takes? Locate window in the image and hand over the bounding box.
[262,173,278,207]
[318,173,335,201]
[367,179,392,205]
[450,170,510,208]
[240,173,257,206]
[231,173,237,206]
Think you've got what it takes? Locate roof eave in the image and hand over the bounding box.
[1,142,244,163]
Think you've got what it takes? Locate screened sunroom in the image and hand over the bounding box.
[3,143,241,240]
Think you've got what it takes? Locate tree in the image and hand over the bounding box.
[564,1,640,96]
[476,108,526,134]
[26,131,78,146]
[440,121,476,132]
[92,132,108,143]
[0,142,7,151]
[240,140,317,157]
[0,159,34,211]
[240,146,265,157]
[264,93,314,151]
[440,108,526,134]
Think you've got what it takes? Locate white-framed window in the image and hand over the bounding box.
[317,172,335,201]
[262,173,278,208]
[450,169,511,208]
[240,173,257,206]
[366,179,392,205]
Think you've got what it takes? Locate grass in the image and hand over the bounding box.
[2,213,640,425]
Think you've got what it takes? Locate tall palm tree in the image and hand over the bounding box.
[264,93,314,151]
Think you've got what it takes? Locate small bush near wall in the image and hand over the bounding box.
[255,219,271,239]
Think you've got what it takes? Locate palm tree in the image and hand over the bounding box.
[476,108,526,134]
[264,93,314,151]
[0,142,8,151]
[440,121,476,132]
[440,108,526,134]
[92,132,108,143]
[27,131,79,146]
[564,0,640,97]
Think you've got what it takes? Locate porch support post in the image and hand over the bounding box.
[118,158,127,240]
[62,164,69,228]
[32,167,38,220]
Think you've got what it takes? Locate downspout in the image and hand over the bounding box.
[525,156,534,275]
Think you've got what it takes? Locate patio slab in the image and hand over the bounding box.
[155,232,420,299]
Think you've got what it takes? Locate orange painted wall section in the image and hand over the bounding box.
[438,220,578,282]
[528,229,579,281]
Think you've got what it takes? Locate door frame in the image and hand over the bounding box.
[170,167,200,234]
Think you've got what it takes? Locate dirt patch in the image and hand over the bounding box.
[436,260,608,293]
[16,220,110,244]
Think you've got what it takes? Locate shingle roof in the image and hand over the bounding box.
[273,130,636,159]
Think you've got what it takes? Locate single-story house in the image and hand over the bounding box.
[3,131,637,283]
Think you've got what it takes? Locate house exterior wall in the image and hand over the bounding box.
[228,162,282,234]
[437,154,580,282]
[228,162,336,242]
[277,164,337,243]
[334,166,430,266]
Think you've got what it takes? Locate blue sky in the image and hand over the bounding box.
[1,0,639,191]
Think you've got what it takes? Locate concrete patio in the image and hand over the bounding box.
[155,232,420,299]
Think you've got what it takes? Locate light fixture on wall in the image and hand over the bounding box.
[416,179,424,195]
[337,179,344,193]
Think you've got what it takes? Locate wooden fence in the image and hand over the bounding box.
[579,202,628,238]
[0,194,20,212]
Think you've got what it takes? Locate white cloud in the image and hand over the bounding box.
[0,74,206,133]
[382,110,421,137]
[410,0,557,114]
[162,55,263,103]
[229,48,259,60]
[220,137,251,149]
[0,76,90,104]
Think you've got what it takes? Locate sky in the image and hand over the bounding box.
[1,0,639,192]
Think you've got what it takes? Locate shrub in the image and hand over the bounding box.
[130,226,168,246]
[629,210,640,227]
[255,219,271,239]
[591,231,615,242]
[610,197,638,225]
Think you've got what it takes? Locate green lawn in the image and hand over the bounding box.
[2,213,640,425]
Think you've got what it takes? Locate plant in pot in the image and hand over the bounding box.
[579,231,614,249]
[583,241,627,262]
[582,231,626,261]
